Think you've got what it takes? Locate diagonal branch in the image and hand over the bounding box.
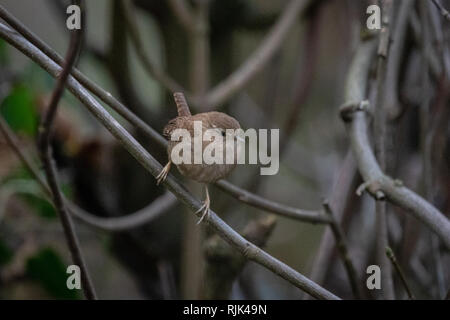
[0,22,339,300]
[202,0,311,109]
[36,0,96,300]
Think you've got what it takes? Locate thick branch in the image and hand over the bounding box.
[0,22,339,300]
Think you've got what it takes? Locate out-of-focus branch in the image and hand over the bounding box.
[0,22,339,300]
[280,5,321,154]
[36,1,97,300]
[0,5,166,147]
[339,40,450,249]
[203,0,311,109]
[120,0,188,95]
[419,0,448,299]
[431,0,450,22]
[383,0,414,120]
[167,0,195,33]
[386,247,415,299]
[409,11,441,79]
[304,151,358,299]
[373,0,395,300]
[323,201,362,299]
[204,215,277,299]
[0,117,177,232]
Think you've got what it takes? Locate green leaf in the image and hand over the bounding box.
[26,247,80,300]
[21,193,57,219]
[1,84,38,136]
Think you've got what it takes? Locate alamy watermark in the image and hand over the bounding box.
[169,121,280,176]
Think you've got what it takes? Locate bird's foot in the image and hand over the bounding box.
[156,161,171,185]
[195,197,210,225]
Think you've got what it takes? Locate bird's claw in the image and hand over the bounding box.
[196,198,210,225]
[156,162,171,185]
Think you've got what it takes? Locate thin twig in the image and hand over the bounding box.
[215,180,331,224]
[202,0,311,109]
[385,247,415,299]
[304,150,358,299]
[36,1,96,300]
[419,0,448,299]
[323,201,361,299]
[431,0,450,22]
[0,22,339,300]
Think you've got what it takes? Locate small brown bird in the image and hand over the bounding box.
[156,92,242,223]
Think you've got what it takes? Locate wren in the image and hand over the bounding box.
[156,92,242,224]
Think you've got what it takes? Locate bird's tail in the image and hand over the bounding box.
[173,92,191,117]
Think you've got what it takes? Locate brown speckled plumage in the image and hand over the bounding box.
[164,111,240,183]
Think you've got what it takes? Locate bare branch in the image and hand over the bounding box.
[203,0,311,109]
[0,7,330,227]
[386,247,415,299]
[340,40,450,249]
[215,180,331,224]
[0,22,339,300]
[36,1,97,300]
[431,0,450,22]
